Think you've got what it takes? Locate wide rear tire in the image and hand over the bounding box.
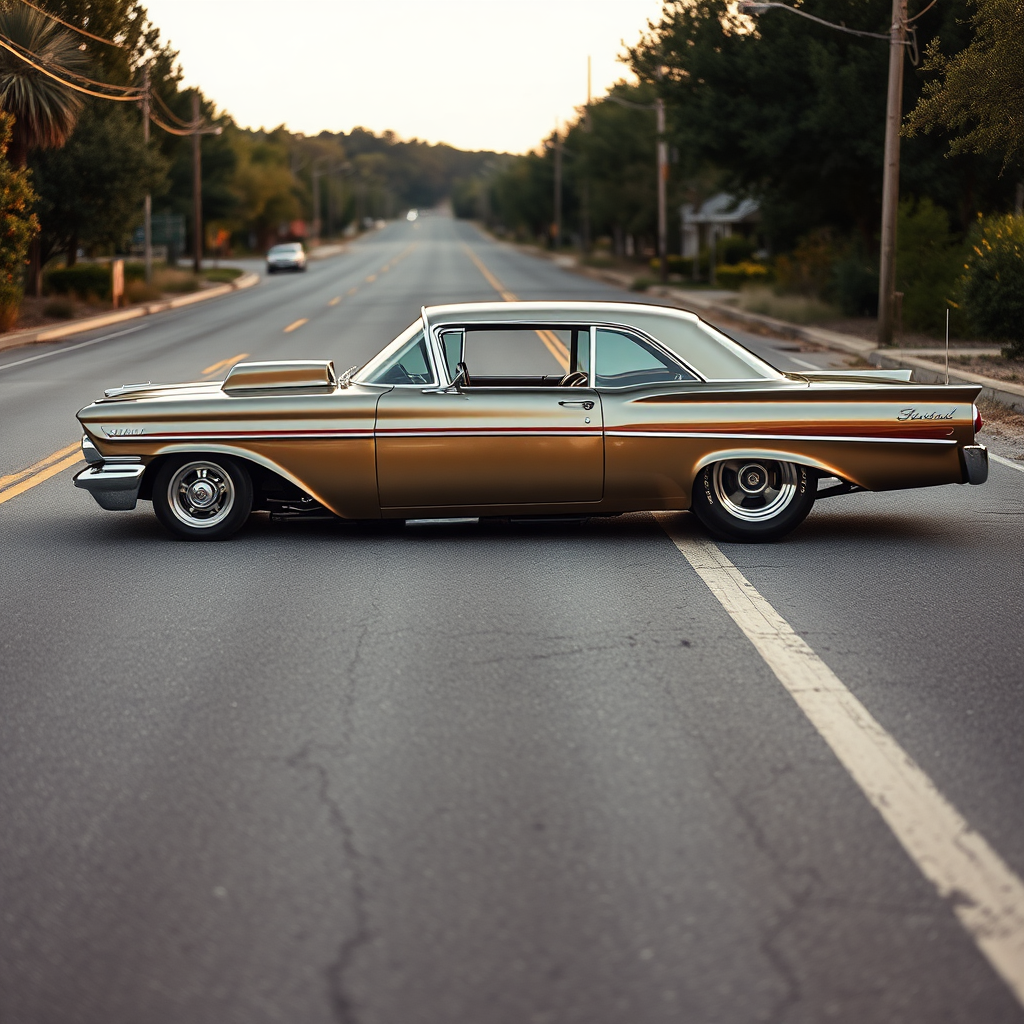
[153,455,253,540]
[691,458,815,542]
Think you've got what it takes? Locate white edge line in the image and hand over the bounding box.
[785,355,823,371]
[0,324,148,372]
[991,453,1024,475]
[656,515,1024,1009]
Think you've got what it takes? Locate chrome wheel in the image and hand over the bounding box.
[711,459,799,522]
[167,461,235,528]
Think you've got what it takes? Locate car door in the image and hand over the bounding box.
[375,325,604,510]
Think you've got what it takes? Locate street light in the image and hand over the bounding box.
[738,0,911,346]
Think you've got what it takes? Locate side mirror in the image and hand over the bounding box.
[452,360,471,389]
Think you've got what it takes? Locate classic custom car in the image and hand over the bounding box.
[74,300,988,541]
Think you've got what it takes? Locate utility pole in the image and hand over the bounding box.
[656,95,668,283]
[191,91,202,274]
[553,121,563,250]
[877,0,907,347]
[580,56,592,257]
[141,65,152,284]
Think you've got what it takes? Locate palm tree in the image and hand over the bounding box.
[0,3,86,295]
[0,3,85,168]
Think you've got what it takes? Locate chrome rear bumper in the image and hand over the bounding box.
[74,461,145,510]
[960,444,988,485]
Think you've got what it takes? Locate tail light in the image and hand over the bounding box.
[973,404,983,435]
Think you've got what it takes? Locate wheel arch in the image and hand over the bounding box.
[691,448,855,487]
[139,445,322,508]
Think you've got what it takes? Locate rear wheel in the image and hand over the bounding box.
[691,459,815,542]
[153,455,253,540]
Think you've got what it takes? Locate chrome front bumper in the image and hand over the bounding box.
[74,461,145,510]
[960,444,988,485]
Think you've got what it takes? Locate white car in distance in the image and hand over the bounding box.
[266,242,307,274]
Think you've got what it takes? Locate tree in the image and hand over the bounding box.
[0,111,39,329]
[904,0,1024,171]
[627,0,1016,250]
[30,100,167,264]
[0,3,85,167]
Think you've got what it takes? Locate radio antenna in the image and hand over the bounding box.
[945,308,950,385]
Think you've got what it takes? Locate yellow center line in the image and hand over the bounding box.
[283,318,308,333]
[0,442,81,493]
[0,451,84,506]
[461,244,569,370]
[328,296,341,306]
[201,352,249,378]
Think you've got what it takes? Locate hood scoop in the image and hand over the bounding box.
[221,360,337,392]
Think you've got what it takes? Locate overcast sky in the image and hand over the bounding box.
[142,0,664,154]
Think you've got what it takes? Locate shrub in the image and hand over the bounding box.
[895,198,964,332]
[125,280,161,303]
[153,268,200,293]
[774,230,835,297]
[718,235,756,265]
[832,248,878,317]
[42,297,75,319]
[45,263,111,300]
[715,261,770,289]
[649,255,695,276]
[957,213,1024,356]
[630,276,652,292]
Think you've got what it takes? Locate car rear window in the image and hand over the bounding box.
[625,312,784,380]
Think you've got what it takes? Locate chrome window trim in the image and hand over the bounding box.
[354,319,439,389]
[590,323,704,389]
[426,319,702,387]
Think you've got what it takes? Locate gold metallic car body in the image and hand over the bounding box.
[76,301,985,522]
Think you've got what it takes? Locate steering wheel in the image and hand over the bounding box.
[559,370,588,387]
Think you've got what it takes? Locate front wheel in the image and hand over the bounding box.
[153,455,253,540]
[691,459,814,542]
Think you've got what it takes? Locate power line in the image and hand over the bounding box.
[18,0,125,49]
[0,35,141,100]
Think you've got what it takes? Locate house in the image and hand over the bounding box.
[679,193,761,260]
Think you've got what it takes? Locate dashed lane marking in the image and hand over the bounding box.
[328,297,341,306]
[201,353,248,378]
[365,274,377,283]
[657,515,1024,1010]
[283,318,308,333]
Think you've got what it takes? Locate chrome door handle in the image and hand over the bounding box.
[559,400,594,410]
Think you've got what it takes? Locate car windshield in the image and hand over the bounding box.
[269,244,301,255]
[626,312,785,380]
[355,321,435,386]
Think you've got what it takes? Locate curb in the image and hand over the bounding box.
[0,271,260,356]
[869,349,1024,415]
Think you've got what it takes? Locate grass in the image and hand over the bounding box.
[203,266,244,283]
[736,284,840,324]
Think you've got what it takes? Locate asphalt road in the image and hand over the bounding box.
[2,213,1023,1024]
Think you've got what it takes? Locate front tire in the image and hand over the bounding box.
[153,455,253,540]
[691,459,814,542]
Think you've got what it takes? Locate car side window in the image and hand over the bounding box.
[361,329,434,385]
[593,328,696,388]
[439,330,464,382]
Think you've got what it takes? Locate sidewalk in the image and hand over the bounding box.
[0,241,349,357]
[0,272,260,356]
